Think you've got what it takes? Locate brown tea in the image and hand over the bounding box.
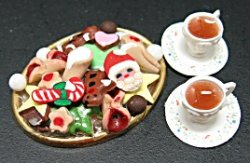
[185,80,223,110]
[188,16,219,39]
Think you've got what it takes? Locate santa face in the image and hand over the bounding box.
[104,50,143,92]
[110,66,143,92]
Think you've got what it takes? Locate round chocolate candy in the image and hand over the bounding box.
[126,95,147,116]
[100,20,117,33]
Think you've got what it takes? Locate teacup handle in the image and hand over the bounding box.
[213,9,221,17]
[224,82,236,96]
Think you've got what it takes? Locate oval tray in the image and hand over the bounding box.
[12,28,167,147]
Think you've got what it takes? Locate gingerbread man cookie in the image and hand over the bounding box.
[82,70,116,107]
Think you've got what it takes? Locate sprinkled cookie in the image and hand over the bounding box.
[9,22,166,147]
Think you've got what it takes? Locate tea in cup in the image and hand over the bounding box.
[182,10,224,57]
[181,76,236,123]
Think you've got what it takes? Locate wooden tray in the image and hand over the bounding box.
[12,28,167,147]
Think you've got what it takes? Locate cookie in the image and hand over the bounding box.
[102,90,131,132]
[104,50,143,92]
[62,46,93,80]
[95,31,119,50]
[83,70,116,107]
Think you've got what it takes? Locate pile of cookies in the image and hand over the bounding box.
[9,21,164,140]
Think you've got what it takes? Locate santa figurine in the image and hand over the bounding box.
[104,50,143,92]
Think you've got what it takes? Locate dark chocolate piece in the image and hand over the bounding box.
[100,20,118,33]
[20,106,44,126]
[126,95,147,116]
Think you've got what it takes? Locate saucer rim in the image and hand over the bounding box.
[164,84,241,148]
[161,22,229,76]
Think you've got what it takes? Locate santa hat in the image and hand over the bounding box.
[104,50,140,77]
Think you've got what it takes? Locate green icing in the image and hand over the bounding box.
[53,81,66,90]
[69,104,101,135]
[53,82,72,106]
[54,99,72,106]
[84,43,118,69]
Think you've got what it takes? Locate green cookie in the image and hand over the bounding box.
[69,104,101,135]
[84,43,118,69]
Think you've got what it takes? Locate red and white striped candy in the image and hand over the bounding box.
[32,89,61,104]
[66,77,85,102]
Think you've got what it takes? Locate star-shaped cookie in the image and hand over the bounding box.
[18,85,49,118]
[123,73,159,104]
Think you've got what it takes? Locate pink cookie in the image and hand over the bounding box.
[95,31,119,50]
[49,107,74,133]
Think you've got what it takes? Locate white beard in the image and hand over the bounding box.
[116,72,143,92]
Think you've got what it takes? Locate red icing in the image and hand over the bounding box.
[107,108,129,132]
[88,88,95,94]
[129,36,140,42]
[43,73,53,81]
[53,117,64,127]
[124,74,129,78]
[51,51,67,62]
[27,63,40,79]
[114,96,120,102]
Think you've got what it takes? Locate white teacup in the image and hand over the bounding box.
[181,76,236,123]
[182,10,224,57]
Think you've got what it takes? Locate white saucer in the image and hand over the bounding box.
[161,22,229,76]
[165,85,241,148]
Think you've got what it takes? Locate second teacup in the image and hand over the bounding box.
[181,76,236,123]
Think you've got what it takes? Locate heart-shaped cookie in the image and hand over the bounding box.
[95,31,119,50]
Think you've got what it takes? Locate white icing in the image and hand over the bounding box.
[36,47,50,61]
[56,44,63,52]
[146,44,163,61]
[113,49,127,55]
[101,79,112,87]
[99,66,105,71]
[8,73,27,91]
[116,32,126,39]
[83,33,90,41]
[66,47,92,69]
[66,44,76,50]
[120,42,138,51]
[29,117,42,126]
[65,81,76,91]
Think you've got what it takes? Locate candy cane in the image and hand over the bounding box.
[66,77,85,102]
[32,89,61,104]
